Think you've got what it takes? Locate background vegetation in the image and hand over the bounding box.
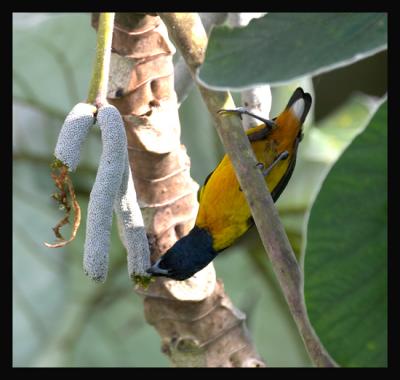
[13,13,387,367]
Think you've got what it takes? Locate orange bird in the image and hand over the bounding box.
[147,87,312,280]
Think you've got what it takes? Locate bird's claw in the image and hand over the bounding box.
[217,107,277,129]
[217,107,247,120]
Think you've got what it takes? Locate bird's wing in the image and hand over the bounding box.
[270,138,300,202]
[197,169,214,202]
[247,125,271,142]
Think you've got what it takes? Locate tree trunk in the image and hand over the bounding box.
[92,12,266,367]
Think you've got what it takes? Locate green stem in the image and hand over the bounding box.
[87,12,115,107]
[160,12,337,367]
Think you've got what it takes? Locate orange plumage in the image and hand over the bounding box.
[147,87,312,280]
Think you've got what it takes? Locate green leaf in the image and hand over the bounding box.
[304,100,387,367]
[198,13,387,89]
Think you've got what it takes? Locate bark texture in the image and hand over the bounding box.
[92,13,265,367]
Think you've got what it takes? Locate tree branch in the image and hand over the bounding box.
[159,12,336,367]
[87,13,115,107]
[227,13,271,130]
[175,13,227,107]
[102,12,265,367]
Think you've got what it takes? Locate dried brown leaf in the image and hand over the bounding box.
[44,164,81,248]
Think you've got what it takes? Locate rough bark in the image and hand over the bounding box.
[92,13,265,367]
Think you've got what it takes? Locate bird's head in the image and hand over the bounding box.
[146,226,217,281]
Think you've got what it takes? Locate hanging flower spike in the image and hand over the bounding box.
[83,104,127,282]
[114,154,151,285]
[54,103,97,171]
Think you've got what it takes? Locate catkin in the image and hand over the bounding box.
[83,104,126,282]
[53,102,150,283]
[54,103,96,171]
[114,155,151,279]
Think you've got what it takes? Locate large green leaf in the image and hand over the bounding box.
[304,100,387,367]
[198,13,387,89]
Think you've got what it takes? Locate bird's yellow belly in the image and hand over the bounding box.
[195,136,290,252]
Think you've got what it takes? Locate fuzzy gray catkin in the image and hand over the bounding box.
[83,104,127,282]
[54,102,150,282]
[114,155,151,279]
[54,103,96,171]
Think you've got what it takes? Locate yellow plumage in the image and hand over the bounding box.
[147,87,312,281]
[196,106,304,252]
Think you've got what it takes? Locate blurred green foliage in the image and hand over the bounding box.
[13,13,387,367]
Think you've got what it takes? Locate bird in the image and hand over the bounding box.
[147,87,312,281]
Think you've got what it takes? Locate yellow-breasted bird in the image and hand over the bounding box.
[147,87,312,280]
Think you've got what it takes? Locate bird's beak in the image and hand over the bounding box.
[146,258,170,276]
